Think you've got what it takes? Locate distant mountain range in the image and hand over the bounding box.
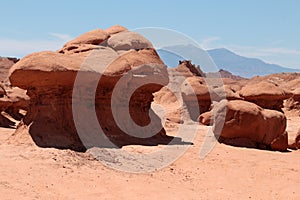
[207,48,300,78]
[157,45,300,78]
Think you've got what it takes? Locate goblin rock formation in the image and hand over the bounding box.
[239,81,292,112]
[0,57,29,127]
[0,57,19,83]
[213,100,288,151]
[175,60,205,78]
[9,26,171,151]
[284,88,300,111]
[153,60,207,124]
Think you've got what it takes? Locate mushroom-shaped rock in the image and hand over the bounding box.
[213,100,288,151]
[9,27,170,151]
[239,81,293,111]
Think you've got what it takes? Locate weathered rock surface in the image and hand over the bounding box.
[213,100,288,151]
[0,57,29,127]
[104,25,128,35]
[175,60,205,78]
[0,57,19,83]
[207,69,245,80]
[64,29,109,47]
[153,60,206,124]
[198,111,212,125]
[239,81,292,111]
[181,77,211,120]
[0,87,29,127]
[9,26,171,151]
[107,31,153,51]
[288,128,300,149]
[284,88,300,111]
[154,60,241,124]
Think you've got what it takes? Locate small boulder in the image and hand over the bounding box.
[198,111,213,125]
[64,29,109,46]
[105,25,128,35]
[213,100,288,151]
[284,88,300,110]
[175,60,205,78]
[107,31,153,51]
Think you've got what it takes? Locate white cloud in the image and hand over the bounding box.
[49,32,72,41]
[224,45,300,57]
[199,36,221,49]
[0,33,72,58]
[259,47,300,55]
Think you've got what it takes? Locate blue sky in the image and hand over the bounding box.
[1,0,300,69]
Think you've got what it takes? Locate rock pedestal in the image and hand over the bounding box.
[9,26,170,151]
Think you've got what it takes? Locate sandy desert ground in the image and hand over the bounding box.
[0,109,299,200]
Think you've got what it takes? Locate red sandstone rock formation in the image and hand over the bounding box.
[213,100,288,151]
[9,26,171,151]
[239,81,292,111]
[284,88,300,111]
[0,57,29,127]
[175,60,205,78]
[0,57,19,83]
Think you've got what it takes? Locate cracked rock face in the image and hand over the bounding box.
[9,26,170,151]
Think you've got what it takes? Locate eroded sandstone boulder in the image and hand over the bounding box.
[9,26,170,151]
[288,128,300,150]
[181,76,241,121]
[181,77,211,120]
[175,60,205,78]
[0,87,29,127]
[153,60,207,124]
[0,57,19,83]
[198,111,212,125]
[239,81,293,112]
[154,60,242,124]
[107,31,153,51]
[104,25,128,35]
[0,57,29,127]
[4,87,29,121]
[284,88,300,111]
[213,100,288,151]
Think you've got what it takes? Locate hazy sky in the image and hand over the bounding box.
[1,0,299,69]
